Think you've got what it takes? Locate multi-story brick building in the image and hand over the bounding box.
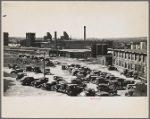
[112,42,147,80]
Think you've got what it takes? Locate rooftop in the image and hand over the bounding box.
[109,48,147,55]
[60,49,91,53]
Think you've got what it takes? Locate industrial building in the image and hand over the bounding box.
[111,41,147,80]
[3,32,9,46]
[26,32,36,47]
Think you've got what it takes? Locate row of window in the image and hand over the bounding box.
[115,59,146,72]
[114,51,146,63]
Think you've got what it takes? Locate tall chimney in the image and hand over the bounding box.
[54,31,57,49]
[84,26,86,41]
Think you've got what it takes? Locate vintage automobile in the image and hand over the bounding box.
[114,78,126,89]
[90,76,101,83]
[26,65,34,72]
[53,75,65,82]
[56,83,84,96]
[126,82,147,96]
[44,68,51,75]
[34,67,42,73]
[41,81,58,91]
[105,74,115,80]
[61,65,68,70]
[76,71,85,78]
[125,84,136,96]
[16,72,27,81]
[80,88,96,96]
[97,84,117,95]
[21,77,35,86]
[46,61,56,67]
[8,64,19,69]
[125,79,135,86]
[100,72,109,77]
[90,70,101,76]
[31,77,49,88]
[108,65,117,71]
[95,78,109,85]
[10,68,23,74]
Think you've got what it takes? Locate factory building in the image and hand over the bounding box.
[56,40,111,49]
[112,41,147,80]
[26,32,36,47]
[4,32,9,46]
[91,44,113,66]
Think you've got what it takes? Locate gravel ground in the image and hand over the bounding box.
[3,57,138,97]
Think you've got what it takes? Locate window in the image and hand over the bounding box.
[125,62,127,68]
[128,53,130,59]
[131,54,134,60]
[119,60,121,66]
[136,54,139,61]
[125,53,128,59]
[131,63,134,70]
[128,63,131,69]
[143,55,147,63]
[138,65,141,71]
[135,64,138,71]
[116,60,118,65]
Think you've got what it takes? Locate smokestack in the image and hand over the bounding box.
[84,26,86,41]
[54,31,57,49]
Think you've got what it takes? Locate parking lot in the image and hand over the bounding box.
[4,56,141,97]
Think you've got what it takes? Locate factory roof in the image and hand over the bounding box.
[109,48,147,55]
[60,49,91,53]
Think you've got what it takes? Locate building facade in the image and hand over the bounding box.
[112,48,147,80]
[4,32,9,46]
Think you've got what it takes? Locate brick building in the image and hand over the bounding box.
[112,42,147,80]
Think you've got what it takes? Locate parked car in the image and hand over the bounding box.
[44,68,51,75]
[125,79,135,86]
[62,65,68,70]
[26,65,34,72]
[34,67,42,73]
[97,84,117,95]
[90,70,101,76]
[108,65,117,70]
[11,68,23,74]
[115,78,126,89]
[8,64,19,69]
[41,81,57,91]
[31,77,49,88]
[16,72,27,81]
[125,84,136,96]
[56,83,83,96]
[80,88,96,96]
[21,77,35,86]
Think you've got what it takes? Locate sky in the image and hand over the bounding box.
[2,1,148,39]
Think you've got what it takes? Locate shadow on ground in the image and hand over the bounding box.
[4,79,15,92]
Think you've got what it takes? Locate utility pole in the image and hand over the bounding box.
[44,52,45,78]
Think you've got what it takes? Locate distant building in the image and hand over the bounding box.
[4,32,9,46]
[56,40,111,49]
[112,41,147,80]
[49,49,91,58]
[26,32,36,47]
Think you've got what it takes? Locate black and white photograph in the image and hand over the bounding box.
[1,1,149,118]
